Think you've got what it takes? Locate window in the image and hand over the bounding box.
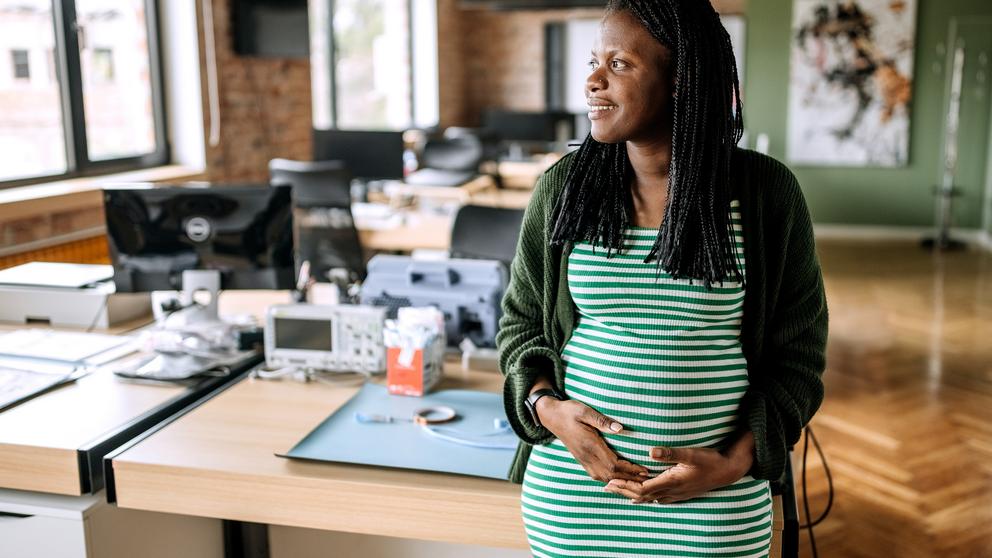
[91,48,113,82]
[11,49,29,79]
[311,0,438,131]
[0,0,167,187]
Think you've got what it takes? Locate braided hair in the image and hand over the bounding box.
[549,0,744,286]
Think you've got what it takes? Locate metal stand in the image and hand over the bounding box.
[922,185,967,250]
[924,43,968,252]
[178,269,222,324]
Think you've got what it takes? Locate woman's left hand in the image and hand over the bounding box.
[604,432,755,504]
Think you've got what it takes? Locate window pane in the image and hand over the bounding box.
[333,0,411,130]
[12,49,30,79]
[0,0,67,181]
[77,0,155,161]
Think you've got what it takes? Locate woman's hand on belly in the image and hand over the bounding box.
[537,397,651,483]
[603,432,756,504]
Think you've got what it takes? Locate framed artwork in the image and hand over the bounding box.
[787,0,918,167]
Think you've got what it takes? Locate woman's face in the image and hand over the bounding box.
[586,10,673,145]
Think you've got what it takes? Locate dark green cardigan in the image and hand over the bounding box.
[496,148,828,484]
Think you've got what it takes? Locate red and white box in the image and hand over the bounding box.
[383,307,445,397]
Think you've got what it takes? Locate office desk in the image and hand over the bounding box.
[356,188,534,254]
[108,365,526,549]
[0,355,260,496]
[496,156,560,190]
[383,175,494,203]
[0,293,276,497]
[357,212,453,253]
[109,364,785,554]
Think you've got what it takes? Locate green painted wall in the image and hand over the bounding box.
[743,0,992,228]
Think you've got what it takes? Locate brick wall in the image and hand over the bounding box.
[198,0,313,183]
[436,5,603,127]
[438,0,744,127]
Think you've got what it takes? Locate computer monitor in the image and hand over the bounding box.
[103,183,296,294]
[312,130,405,180]
[480,109,577,158]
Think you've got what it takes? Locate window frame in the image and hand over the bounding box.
[0,0,169,190]
[11,49,31,80]
[322,0,433,132]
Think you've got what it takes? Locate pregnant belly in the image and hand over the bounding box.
[562,351,749,469]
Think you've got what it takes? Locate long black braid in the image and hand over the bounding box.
[549,0,745,286]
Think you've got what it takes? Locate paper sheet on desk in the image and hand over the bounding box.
[280,383,517,480]
[0,330,136,365]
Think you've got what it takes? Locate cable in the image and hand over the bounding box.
[85,294,110,332]
[799,425,834,558]
[801,426,817,558]
[800,425,834,527]
[251,365,371,386]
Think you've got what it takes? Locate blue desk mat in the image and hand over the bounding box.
[279,383,518,480]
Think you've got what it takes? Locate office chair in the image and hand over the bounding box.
[445,126,504,188]
[269,158,353,207]
[405,132,484,188]
[449,205,525,269]
[268,158,366,284]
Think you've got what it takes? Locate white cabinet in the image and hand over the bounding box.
[0,489,223,558]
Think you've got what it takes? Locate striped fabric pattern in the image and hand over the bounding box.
[521,201,773,558]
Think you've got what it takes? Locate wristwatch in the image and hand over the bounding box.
[525,387,565,428]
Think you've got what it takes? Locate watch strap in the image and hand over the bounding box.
[525,388,564,428]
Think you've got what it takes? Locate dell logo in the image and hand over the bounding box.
[185,217,212,242]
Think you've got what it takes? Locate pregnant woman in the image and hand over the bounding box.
[496,1,828,557]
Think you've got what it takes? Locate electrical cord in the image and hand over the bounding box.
[85,294,110,332]
[251,365,371,386]
[799,425,834,558]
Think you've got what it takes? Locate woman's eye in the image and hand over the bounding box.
[588,59,599,70]
[610,59,628,70]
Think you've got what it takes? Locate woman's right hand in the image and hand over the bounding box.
[536,396,650,483]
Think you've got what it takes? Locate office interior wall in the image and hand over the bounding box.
[196,0,313,182]
[439,2,743,127]
[449,6,603,125]
[745,0,992,228]
[985,91,992,239]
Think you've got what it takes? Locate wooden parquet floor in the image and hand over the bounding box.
[798,240,992,558]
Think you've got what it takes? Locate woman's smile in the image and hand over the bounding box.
[587,100,619,120]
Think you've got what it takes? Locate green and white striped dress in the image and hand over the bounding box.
[521,201,772,558]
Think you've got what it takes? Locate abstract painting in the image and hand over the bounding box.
[787,0,917,167]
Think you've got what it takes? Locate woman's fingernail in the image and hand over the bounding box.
[610,422,623,432]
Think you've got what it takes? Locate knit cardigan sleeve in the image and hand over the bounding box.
[742,164,828,482]
[496,167,566,446]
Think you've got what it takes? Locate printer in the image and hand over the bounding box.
[359,255,507,348]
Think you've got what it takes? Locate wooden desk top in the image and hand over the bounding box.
[110,363,786,550]
[384,175,494,203]
[111,365,529,549]
[357,212,453,253]
[0,367,187,495]
[496,155,560,190]
[356,188,534,254]
[0,291,277,495]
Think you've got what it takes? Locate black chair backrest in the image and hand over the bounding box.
[449,205,525,268]
[419,134,484,172]
[268,158,366,282]
[269,158,352,208]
